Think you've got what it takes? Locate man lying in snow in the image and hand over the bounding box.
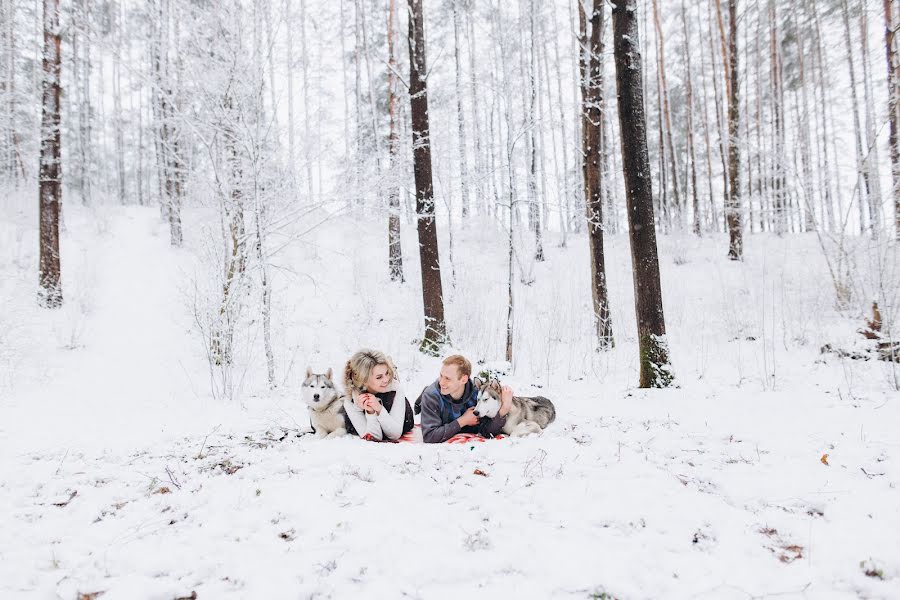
[415,354,512,443]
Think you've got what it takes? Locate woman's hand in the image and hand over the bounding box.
[355,392,368,410]
[359,393,382,415]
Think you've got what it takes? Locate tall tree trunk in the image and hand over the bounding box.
[652,0,682,227]
[770,0,786,235]
[212,95,248,367]
[545,3,570,245]
[408,0,447,354]
[885,0,900,239]
[698,7,717,233]
[682,0,701,236]
[285,0,297,178]
[113,0,126,204]
[163,0,182,245]
[38,0,62,308]
[300,0,315,199]
[452,0,470,219]
[841,0,870,234]
[580,0,613,349]
[612,0,672,387]
[465,2,484,216]
[708,0,729,231]
[569,0,583,234]
[264,0,280,144]
[527,0,544,261]
[794,3,816,231]
[754,10,766,233]
[809,0,835,232]
[861,6,884,237]
[387,0,404,282]
[726,0,742,259]
[80,0,93,206]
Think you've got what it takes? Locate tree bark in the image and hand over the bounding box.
[652,0,682,227]
[408,0,447,354]
[387,0,404,282]
[885,0,900,239]
[113,0,125,204]
[38,0,62,308]
[726,0,742,259]
[527,0,544,262]
[580,0,613,349]
[809,0,835,232]
[452,0,470,219]
[612,0,673,387]
[682,0,701,235]
[841,0,870,234]
[861,6,884,236]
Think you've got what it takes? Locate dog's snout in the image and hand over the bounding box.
[473,410,481,417]
[313,393,320,401]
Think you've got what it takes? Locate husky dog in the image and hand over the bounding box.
[472,378,556,437]
[301,367,347,438]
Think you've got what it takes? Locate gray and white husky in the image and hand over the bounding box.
[301,367,347,438]
[472,377,556,437]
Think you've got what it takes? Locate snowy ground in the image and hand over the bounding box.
[2,201,899,599]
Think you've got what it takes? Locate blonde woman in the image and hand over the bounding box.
[343,349,415,442]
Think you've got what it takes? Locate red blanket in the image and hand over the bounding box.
[392,425,503,444]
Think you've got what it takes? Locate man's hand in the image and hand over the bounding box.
[499,386,514,417]
[458,407,480,427]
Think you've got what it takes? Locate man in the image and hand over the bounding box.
[417,355,513,443]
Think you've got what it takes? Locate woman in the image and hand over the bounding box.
[343,349,415,442]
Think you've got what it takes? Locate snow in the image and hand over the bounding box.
[2,201,899,599]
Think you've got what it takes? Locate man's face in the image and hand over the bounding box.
[439,364,468,398]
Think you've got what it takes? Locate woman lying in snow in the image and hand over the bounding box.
[342,349,415,442]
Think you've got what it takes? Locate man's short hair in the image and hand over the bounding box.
[442,354,471,378]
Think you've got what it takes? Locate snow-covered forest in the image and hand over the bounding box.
[1,0,899,598]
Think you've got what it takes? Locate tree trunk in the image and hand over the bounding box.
[580,0,613,349]
[726,0,742,259]
[465,2,485,215]
[113,0,126,204]
[569,0,583,234]
[612,0,673,387]
[285,0,297,177]
[708,0,729,231]
[794,3,816,231]
[408,0,447,354]
[527,0,544,261]
[452,0,470,219]
[387,0,404,282]
[809,0,835,232]
[300,0,316,199]
[861,6,884,237]
[545,2,571,245]
[80,0,93,206]
[682,0,701,235]
[38,0,62,308]
[885,0,900,239]
[841,0,870,234]
[652,0,682,227]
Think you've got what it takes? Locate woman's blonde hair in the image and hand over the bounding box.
[344,349,397,393]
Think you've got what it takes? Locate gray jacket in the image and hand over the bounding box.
[417,379,507,443]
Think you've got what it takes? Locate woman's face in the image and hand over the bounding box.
[365,364,391,393]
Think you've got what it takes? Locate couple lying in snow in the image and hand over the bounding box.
[304,350,556,442]
[343,351,513,443]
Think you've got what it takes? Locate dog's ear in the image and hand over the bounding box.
[325,367,333,381]
[473,376,484,389]
[306,366,313,379]
[490,379,501,392]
